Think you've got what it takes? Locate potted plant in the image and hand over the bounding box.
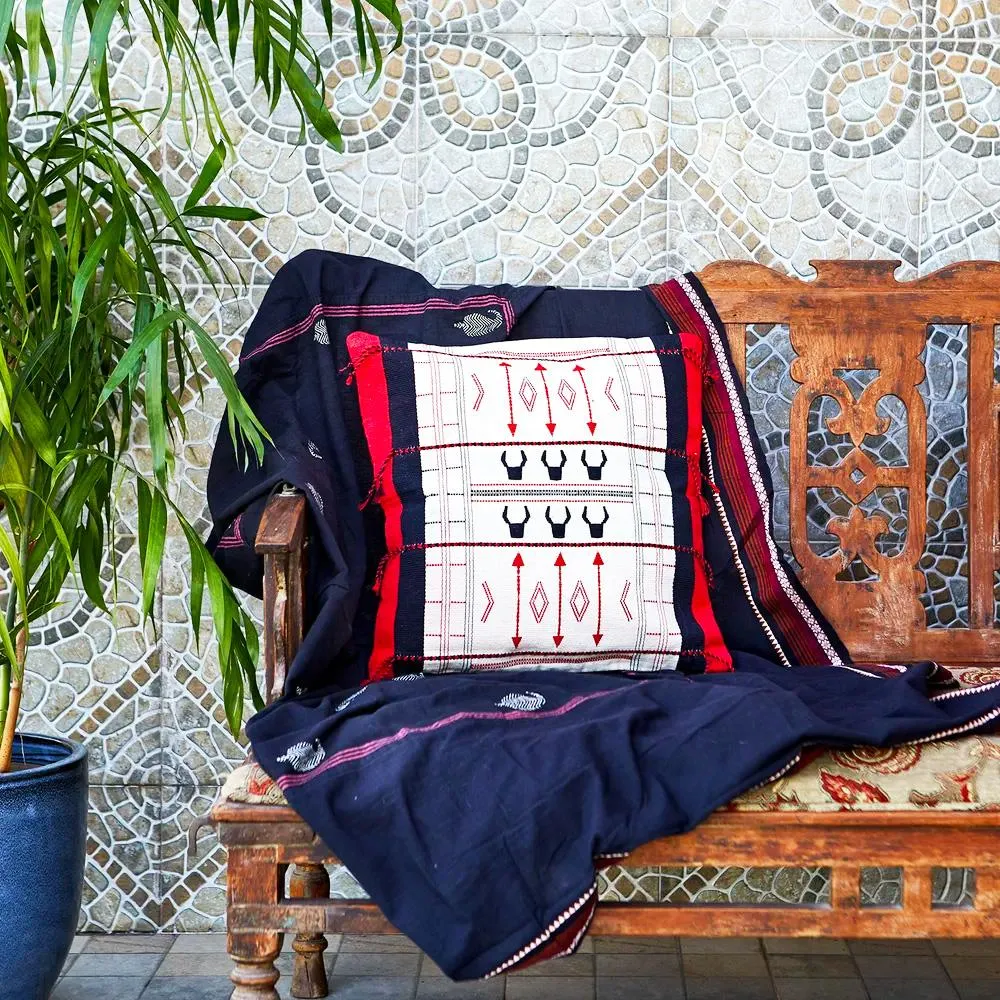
[0,2,401,996]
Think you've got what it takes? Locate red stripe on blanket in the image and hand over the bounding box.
[679,330,731,672]
[648,281,833,666]
[347,331,402,683]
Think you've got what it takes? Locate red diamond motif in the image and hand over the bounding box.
[529,582,549,623]
[519,378,537,412]
[570,580,590,623]
[557,379,576,411]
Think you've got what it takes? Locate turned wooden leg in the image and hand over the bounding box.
[289,862,331,998]
[227,849,285,1000]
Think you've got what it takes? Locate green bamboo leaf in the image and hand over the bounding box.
[61,0,87,86]
[77,515,109,613]
[183,140,226,211]
[70,212,124,333]
[87,0,118,101]
[145,333,168,483]
[0,0,14,55]
[182,205,262,221]
[136,480,166,619]
[13,386,57,469]
[272,39,343,151]
[25,0,41,94]
[97,308,186,408]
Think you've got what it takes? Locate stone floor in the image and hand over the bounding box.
[52,934,1000,1000]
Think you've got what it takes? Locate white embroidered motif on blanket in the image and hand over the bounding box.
[314,318,330,345]
[496,691,546,711]
[455,310,503,338]
[276,739,326,772]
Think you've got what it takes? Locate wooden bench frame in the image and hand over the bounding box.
[211,260,1000,999]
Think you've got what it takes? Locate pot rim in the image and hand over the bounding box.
[0,732,86,781]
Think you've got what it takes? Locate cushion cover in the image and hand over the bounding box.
[346,330,730,680]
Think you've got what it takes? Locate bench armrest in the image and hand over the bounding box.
[255,487,308,703]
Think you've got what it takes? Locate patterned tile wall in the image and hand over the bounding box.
[13,0,1000,929]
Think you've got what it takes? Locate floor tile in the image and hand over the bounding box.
[167,933,230,953]
[64,952,165,978]
[52,979,147,1000]
[864,982,958,1000]
[139,978,241,1000]
[850,939,936,956]
[596,976,685,999]
[681,937,764,954]
[952,982,1000,1000]
[593,937,679,953]
[60,955,77,976]
[333,951,422,977]
[415,978,505,999]
[939,956,1000,980]
[768,955,860,979]
[319,978,418,1000]
[856,956,949,980]
[935,941,1000,957]
[155,950,235,976]
[685,979,778,1000]
[596,953,681,977]
[683,952,771,978]
[85,934,174,953]
[506,977,595,1000]
[513,954,594,976]
[340,933,421,953]
[765,940,850,956]
[774,979,868,1000]
[69,936,88,954]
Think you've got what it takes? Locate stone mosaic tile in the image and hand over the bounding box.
[160,785,227,932]
[667,38,921,278]
[18,561,161,786]
[83,785,161,932]
[920,35,1000,270]
[660,867,831,905]
[670,0,923,39]
[416,33,670,286]
[417,0,670,36]
[598,866,661,902]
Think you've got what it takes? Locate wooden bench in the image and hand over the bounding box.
[210,259,1000,999]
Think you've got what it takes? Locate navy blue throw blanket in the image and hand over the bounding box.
[207,251,1000,980]
[248,657,1000,979]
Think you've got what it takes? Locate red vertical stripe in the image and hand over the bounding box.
[679,331,731,672]
[347,331,401,682]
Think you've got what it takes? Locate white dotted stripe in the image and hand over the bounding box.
[746,752,802,792]
[559,900,596,959]
[903,704,1000,745]
[930,676,1000,701]
[678,275,843,665]
[702,429,790,669]
[484,880,598,978]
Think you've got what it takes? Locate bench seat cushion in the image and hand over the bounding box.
[221,666,1000,813]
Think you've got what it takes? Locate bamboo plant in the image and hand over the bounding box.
[0,0,402,771]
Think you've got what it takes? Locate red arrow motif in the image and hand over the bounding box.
[535,363,556,435]
[573,364,596,435]
[512,553,524,647]
[553,553,565,646]
[592,552,604,645]
[500,362,516,435]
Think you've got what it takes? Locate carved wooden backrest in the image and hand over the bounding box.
[699,260,1000,664]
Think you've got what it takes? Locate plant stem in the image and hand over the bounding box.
[0,464,37,772]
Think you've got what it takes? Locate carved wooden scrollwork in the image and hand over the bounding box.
[787,317,928,651]
[700,259,1000,664]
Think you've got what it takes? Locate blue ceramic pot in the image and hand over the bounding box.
[0,733,87,1000]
